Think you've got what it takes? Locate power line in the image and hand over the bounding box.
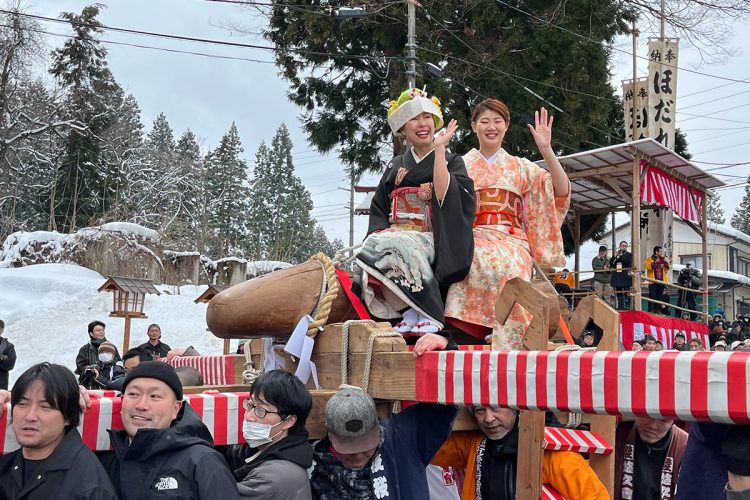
[493,0,750,86]
[679,88,750,111]
[1,9,403,62]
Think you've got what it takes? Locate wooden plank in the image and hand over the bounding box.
[313,322,405,353]
[590,297,618,499]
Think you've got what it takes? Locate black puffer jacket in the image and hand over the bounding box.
[97,403,240,500]
[0,337,16,390]
[222,429,313,499]
[0,428,117,500]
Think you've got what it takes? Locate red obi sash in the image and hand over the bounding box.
[473,188,523,233]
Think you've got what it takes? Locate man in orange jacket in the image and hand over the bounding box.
[432,406,608,500]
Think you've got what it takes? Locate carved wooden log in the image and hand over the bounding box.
[206,260,358,339]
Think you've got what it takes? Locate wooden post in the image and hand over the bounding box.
[571,213,581,280]
[631,21,642,312]
[123,315,132,353]
[223,339,230,355]
[701,196,709,323]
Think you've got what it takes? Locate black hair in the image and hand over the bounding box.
[123,346,154,364]
[643,335,657,343]
[653,246,662,254]
[598,245,607,252]
[250,370,312,432]
[0,319,4,329]
[87,320,106,334]
[619,241,628,246]
[11,363,81,432]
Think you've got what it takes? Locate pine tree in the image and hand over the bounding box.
[730,178,750,235]
[49,5,120,231]
[706,189,726,225]
[204,123,250,257]
[245,124,335,263]
[135,113,178,232]
[172,130,204,249]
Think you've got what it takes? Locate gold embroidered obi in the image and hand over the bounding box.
[473,187,524,232]
[389,185,433,232]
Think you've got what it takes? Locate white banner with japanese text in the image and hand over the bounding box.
[647,38,679,149]
[622,77,649,141]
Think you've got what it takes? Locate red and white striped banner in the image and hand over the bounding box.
[542,484,566,500]
[640,161,703,222]
[415,350,750,424]
[0,392,249,454]
[620,311,709,350]
[544,427,613,455]
[166,355,240,385]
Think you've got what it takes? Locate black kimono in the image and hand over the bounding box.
[356,149,475,325]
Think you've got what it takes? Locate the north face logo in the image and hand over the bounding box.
[154,477,179,491]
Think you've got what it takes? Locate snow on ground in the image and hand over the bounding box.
[0,263,227,386]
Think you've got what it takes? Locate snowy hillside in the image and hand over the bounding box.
[0,263,229,386]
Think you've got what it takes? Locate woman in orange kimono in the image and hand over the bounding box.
[444,99,570,350]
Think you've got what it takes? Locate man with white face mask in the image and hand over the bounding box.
[79,341,125,390]
[220,370,313,500]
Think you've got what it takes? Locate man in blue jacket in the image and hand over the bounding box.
[309,386,457,499]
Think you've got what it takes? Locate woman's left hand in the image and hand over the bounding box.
[527,107,554,150]
[433,119,458,150]
[413,333,449,357]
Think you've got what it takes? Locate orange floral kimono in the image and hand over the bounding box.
[444,148,570,349]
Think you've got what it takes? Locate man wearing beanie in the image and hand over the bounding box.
[75,320,121,387]
[97,361,240,500]
[309,385,457,499]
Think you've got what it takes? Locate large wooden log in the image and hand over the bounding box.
[206,260,358,339]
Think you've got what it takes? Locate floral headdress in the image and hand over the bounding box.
[387,87,444,134]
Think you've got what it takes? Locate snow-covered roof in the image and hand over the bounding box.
[99,222,160,242]
[246,260,293,274]
[601,218,750,247]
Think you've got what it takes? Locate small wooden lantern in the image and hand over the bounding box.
[98,276,160,352]
[194,284,229,354]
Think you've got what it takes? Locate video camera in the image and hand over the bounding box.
[678,267,701,289]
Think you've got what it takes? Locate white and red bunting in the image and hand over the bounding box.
[415,350,750,424]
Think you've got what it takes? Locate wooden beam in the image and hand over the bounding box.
[603,179,630,202]
[631,155,643,311]
[568,165,624,179]
[683,218,704,238]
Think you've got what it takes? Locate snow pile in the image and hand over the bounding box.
[100,222,160,243]
[0,224,163,276]
[247,260,293,276]
[0,263,227,387]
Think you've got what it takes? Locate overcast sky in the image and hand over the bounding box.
[27,0,750,248]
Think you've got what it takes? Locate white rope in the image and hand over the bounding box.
[242,339,261,384]
[340,319,377,385]
[565,412,582,429]
[362,329,402,393]
[333,242,363,267]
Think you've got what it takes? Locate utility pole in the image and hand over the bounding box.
[406,0,417,88]
[349,174,355,253]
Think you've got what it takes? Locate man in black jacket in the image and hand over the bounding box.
[0,319,17,390]
[97,361,240,500]
[0,363,117,499]
[610,241,633,310]
[75,321,122,388]
[221,369,314,499]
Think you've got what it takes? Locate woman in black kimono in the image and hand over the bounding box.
[356,88,475,354]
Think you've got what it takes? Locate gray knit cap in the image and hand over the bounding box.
[325,386,381,454]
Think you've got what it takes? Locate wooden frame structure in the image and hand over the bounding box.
[97,276,160,352]
[539,139,724,320]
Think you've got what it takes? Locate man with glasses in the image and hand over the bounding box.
[220,370,313,500]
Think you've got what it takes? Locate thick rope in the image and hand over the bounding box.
[306,253,341,338]
[362,329,402,393]
[340,319,377,385]
[333,242,363,267]
[242,339,261,384]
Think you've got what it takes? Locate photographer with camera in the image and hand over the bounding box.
[75,321,122,389]
[0,319,16,390]
[79,341,125,390]
[676,261,701,321]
